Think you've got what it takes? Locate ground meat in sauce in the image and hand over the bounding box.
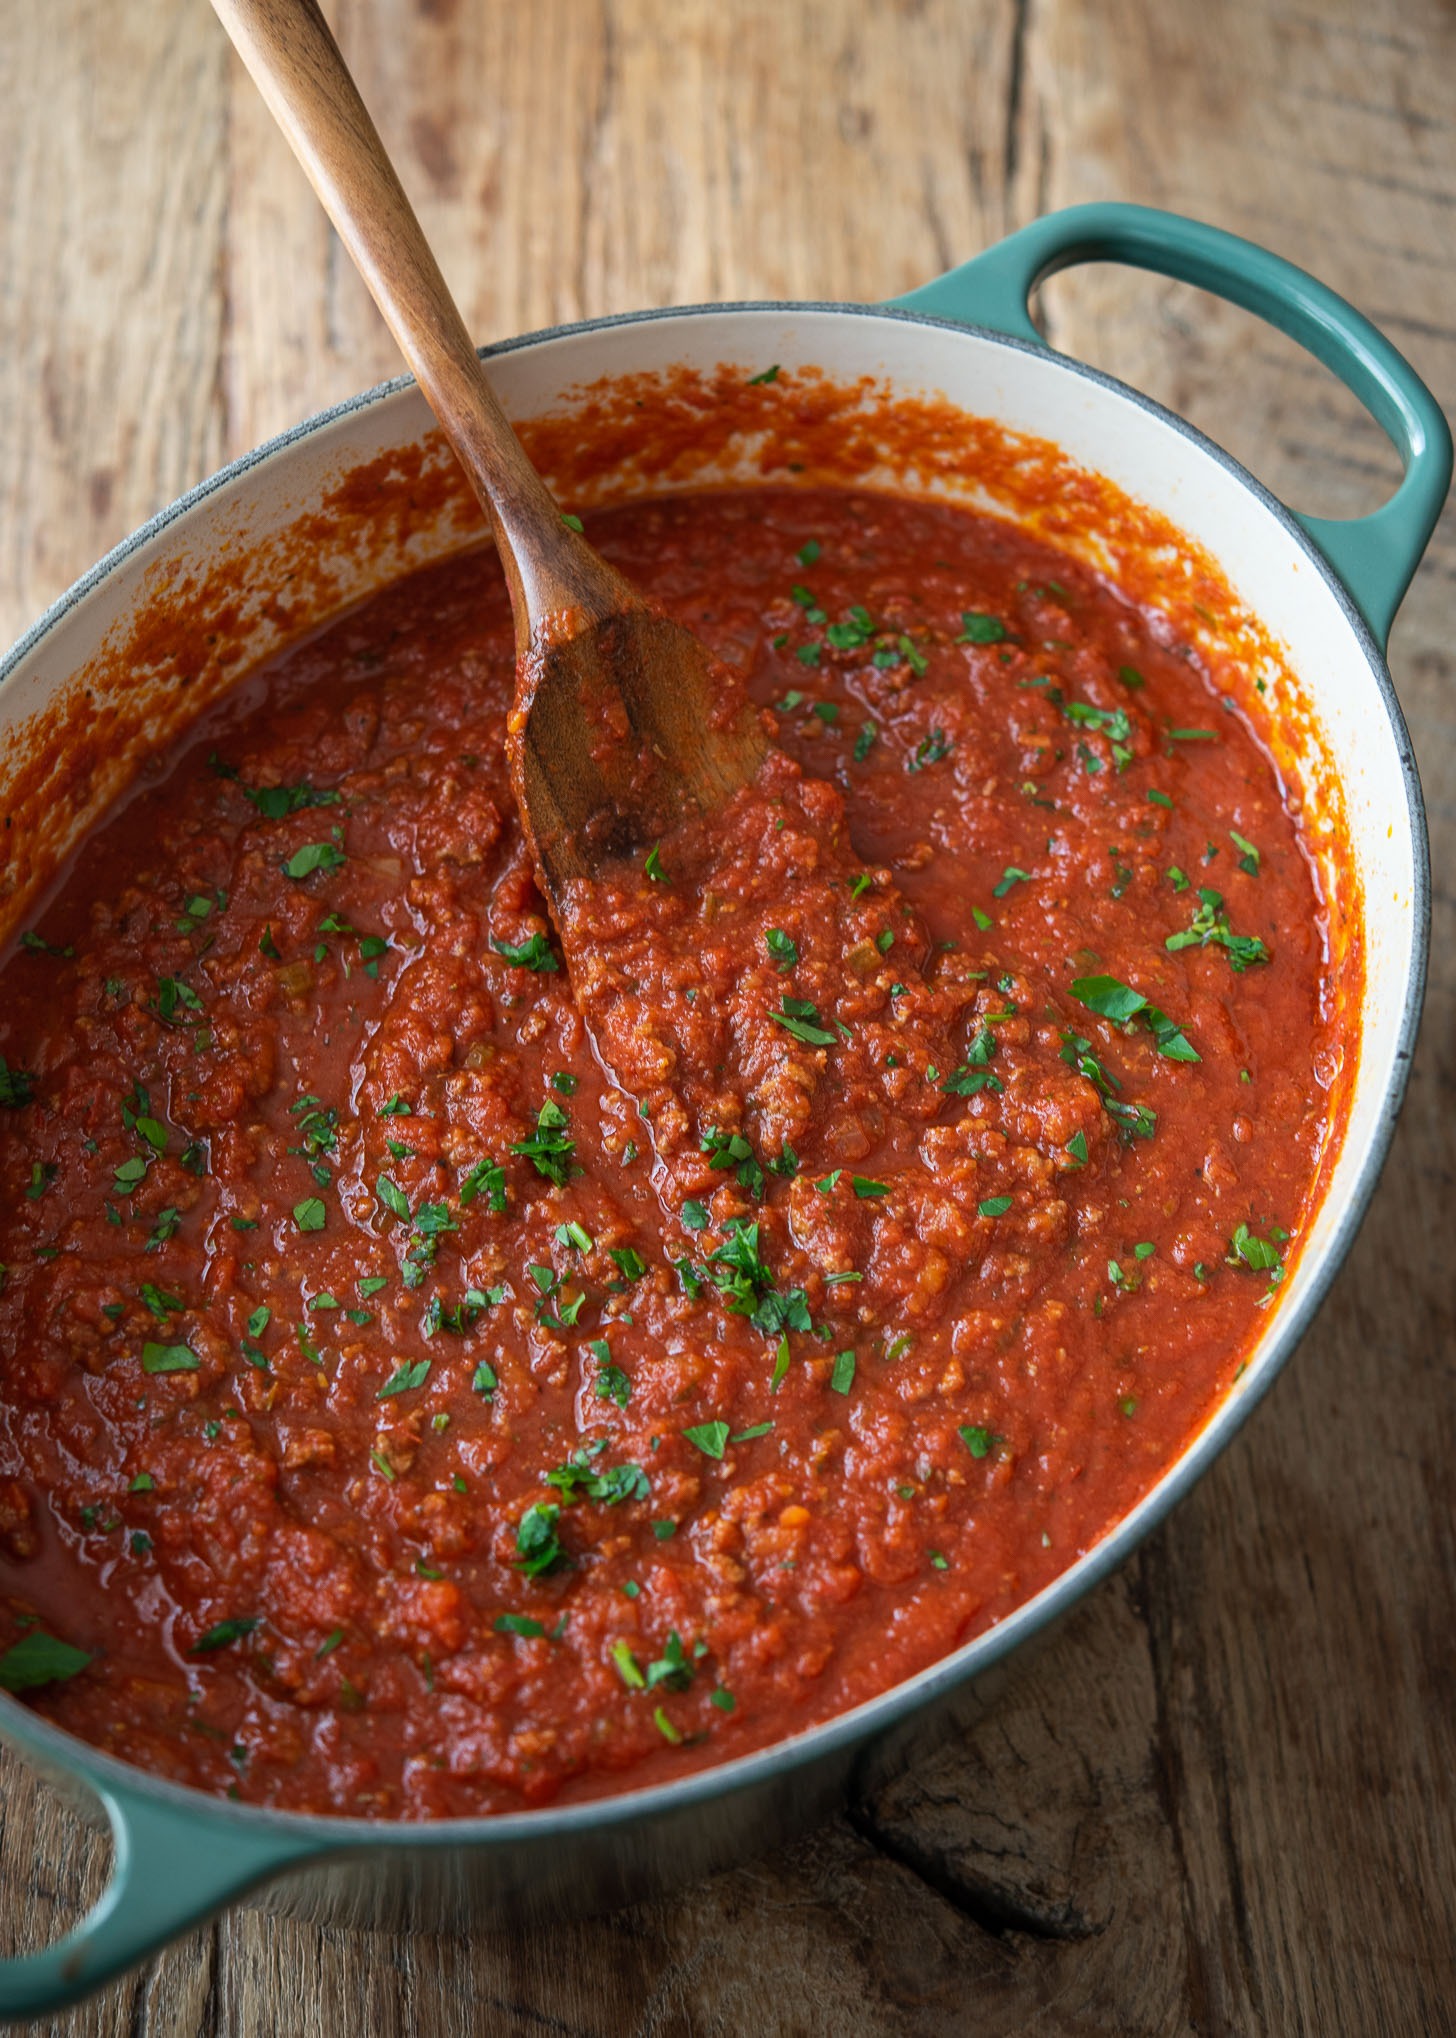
[0,486,1339,1818]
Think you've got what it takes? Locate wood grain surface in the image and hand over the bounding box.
[0,1,1452,2032]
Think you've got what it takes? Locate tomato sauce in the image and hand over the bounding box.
[0,485,1347,1817]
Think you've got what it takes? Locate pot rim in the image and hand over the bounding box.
[0,295,1430,1850]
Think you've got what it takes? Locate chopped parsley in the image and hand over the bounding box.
[611,1641,646,1689]
[515,1501,567,1578]
[547,1445,649,1505]
[0,1057,36,1109]
[0,1631,93,1692]
[645,1629,698,1691]
[212,756,341,819]
[1227,1221,1287,1289]
[1071,975,1200,1063]
[377,1359,430,1398]
[956,612,1008,644]
[281,842,346,881]
[491,931,558,972]
[1230,829,1261,875]
[702,1126,765,1198]
[897,634,928,676]
[510,1100,576,1186]
[1165,889,1270,972]
[289,1096,339,1183]
[191,1616,260,1653]
[770,995,835,1046]
[154,976,203,1023]
[590,1337,631,1407]
[146,1208,181,1250]
[704,1220,784,1328]
[494,1613,546,1639]
[1060,1031,1158,1142]
[141,1342,199,1374]
[682,1421,730,1460]
[942,1025,1002,1096]
[1063,698,1133,768]
[20,928,74,958]
[908,727,952,772]
[460,1157,507,1212]
[765,928,798,971]
[825,604,875,651]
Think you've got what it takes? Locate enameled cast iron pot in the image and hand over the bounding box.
[0,204,1448,2016]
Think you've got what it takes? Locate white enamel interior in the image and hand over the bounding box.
[0,304,1422,1822]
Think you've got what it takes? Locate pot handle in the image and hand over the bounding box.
[0,1772,320,2019]
[891,201,1452,649]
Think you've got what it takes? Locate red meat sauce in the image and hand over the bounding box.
[0,485,1346,1819]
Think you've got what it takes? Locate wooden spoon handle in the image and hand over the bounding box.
[209,0,625,632]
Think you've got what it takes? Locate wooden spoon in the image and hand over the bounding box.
[209,0,766,900]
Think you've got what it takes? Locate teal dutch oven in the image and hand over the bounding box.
[0,204,1448,2016]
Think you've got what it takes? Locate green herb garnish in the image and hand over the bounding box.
[141,1342,199,1374]
[510,1100,576,1186]
[492,931,559,972]
[0,1057,36,1108]
[0,1631,93,1692]
[281,842,346,881]
[515,1501,568,1578]
[1165,889,1270,972]
[191,1616,260,1653]
[770,996,835,1046]
[765,928,798,970]
[1071,975,1200,1062]
[907,728,952,772]
[377,1359,430,1399]
[494,1613,546,1639]
[956,612,1008,644]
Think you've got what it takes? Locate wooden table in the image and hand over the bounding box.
[1,2,1452,2030]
